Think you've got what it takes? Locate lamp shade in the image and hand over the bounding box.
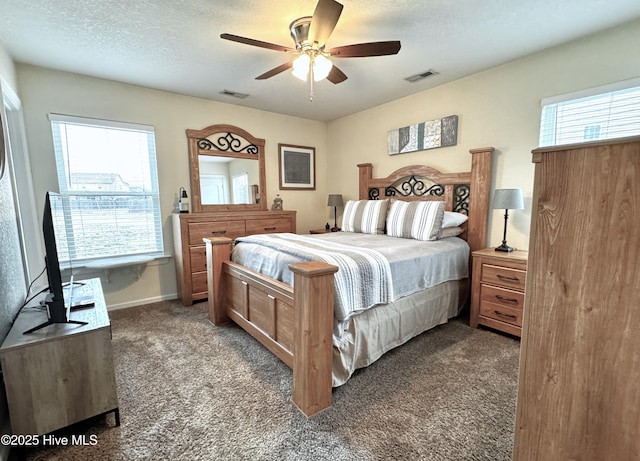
[327,194,343,207]
[492,188,524,210]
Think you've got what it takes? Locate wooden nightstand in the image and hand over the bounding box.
[470,247,528,337]
[309,228,331,234]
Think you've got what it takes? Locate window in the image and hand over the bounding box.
[232,173,249,204]
[49,114,164,265]
[539,78,640,147]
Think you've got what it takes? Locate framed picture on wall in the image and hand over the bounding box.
[278,144,315,190]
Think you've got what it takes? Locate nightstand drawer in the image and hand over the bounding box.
[479,302,523,327]
[481,264,526,290]
[480,284,524,310]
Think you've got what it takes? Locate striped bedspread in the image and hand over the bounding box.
[234,233,393,321]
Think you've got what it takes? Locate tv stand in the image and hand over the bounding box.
[0,278,119,436]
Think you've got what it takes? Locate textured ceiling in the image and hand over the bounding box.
[1,0,639,121]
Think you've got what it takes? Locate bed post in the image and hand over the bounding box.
[289,261,339,417]
[357,163,373,199]
[467,147,494,252]
[204,237,233,325]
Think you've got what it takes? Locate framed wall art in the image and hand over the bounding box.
[278,144,315,190]
[387,115,458,155]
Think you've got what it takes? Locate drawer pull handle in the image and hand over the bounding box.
[495,294,519,304]
[494,310,517,320]
[264,227,276,231]
[496,274,519,282]
[211,230,227,235]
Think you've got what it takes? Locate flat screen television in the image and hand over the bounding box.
[23,192,87,334]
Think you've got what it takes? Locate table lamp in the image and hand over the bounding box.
[327,194,343,232]
[492,188,524,252]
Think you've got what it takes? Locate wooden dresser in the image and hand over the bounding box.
[470,247,527,337]
[513,137,640,460]
[172,210,296,305]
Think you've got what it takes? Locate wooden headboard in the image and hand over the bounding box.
[357,147,493,252]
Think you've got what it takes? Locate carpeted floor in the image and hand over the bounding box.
[22,300,520,461]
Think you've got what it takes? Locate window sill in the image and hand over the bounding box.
[64,254,172,282]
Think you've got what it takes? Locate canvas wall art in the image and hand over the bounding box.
[387,115,458,155]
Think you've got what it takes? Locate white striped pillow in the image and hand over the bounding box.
[342,200,388,235]
[386,200,445,241]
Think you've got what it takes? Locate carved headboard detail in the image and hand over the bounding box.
[357,146,493,252]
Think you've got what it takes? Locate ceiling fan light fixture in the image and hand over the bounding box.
[313,54,333,81]
[292,52,333,82]
[292,53,311,81]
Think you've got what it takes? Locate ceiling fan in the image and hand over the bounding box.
[220,0,401,100]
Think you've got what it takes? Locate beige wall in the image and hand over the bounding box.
[327,18,640,252]
[0,41,16,90]
[13,18,640,308]
[16,66,327,307]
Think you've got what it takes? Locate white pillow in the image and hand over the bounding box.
[438,226,464,239]
[442,211,468,228]
[342,200,388,235]
[386,200,445,241]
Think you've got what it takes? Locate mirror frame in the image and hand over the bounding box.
[187,124,267,212]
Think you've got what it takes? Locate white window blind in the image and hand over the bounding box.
[539,79,640,147]
[49,114,164,264]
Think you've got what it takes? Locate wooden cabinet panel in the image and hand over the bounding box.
[173,211,296,305]
[191,271,208,296]
[188,221,246,244]
[190,246,207,273]
[246,217,293,235]
[513,137,640,460]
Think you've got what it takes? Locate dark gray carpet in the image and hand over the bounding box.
[23,300,519,460]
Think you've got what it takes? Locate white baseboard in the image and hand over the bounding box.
[107,293,178,311]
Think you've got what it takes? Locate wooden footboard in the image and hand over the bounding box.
[205,236,338,417]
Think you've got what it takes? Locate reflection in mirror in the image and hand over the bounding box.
[198,155,260,205]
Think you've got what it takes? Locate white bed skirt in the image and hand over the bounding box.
[332,279,469,387]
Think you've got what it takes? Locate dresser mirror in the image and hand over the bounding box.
[187,124,267,212]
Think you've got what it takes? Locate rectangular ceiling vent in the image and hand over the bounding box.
[220,89,249,99]
[404,69,438,83]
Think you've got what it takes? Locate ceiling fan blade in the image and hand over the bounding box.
[255,61,294,80]
[326,65,347,84]
[328,41,401,58]
[220,33,295,53]
[308,0,343,47]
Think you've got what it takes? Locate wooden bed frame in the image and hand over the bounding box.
[205,147,493,416]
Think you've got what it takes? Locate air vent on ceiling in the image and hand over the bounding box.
[220,89,249,99]
[404,69,438,83]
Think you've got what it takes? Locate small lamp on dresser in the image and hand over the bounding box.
[492,188,524,252]
[327,194,343,232]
